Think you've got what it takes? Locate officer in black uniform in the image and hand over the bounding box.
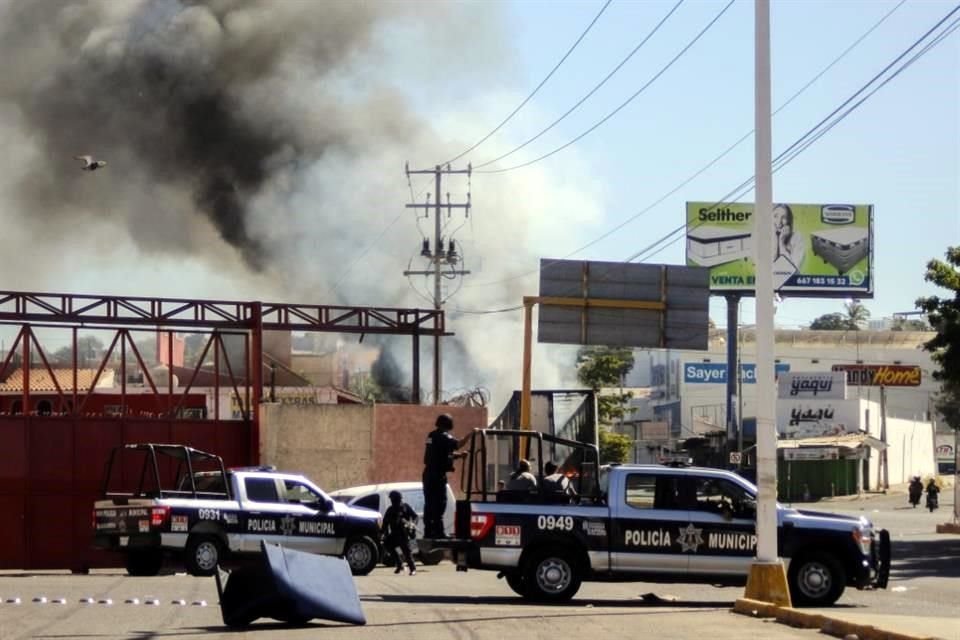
[422,413,467,538]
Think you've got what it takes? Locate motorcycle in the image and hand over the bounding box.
[927,492,939,512]
[908,483,922,508]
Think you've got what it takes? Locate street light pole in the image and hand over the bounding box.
[744,0,791,606]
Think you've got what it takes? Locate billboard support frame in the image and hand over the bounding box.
[520,295,667,431]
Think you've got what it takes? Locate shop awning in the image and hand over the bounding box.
[778,432,888,452]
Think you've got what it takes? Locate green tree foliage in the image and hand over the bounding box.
[808,300,870,331]
[891,318,929,331]
[598,427,632,464]
[50,335,105,366]
[917,246,960,430]
[844,299,871,329]
[809,313,851,330]
[576,346,635,424]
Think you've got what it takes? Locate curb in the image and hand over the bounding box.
[732,598,938,640]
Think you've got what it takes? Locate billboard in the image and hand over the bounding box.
[537,259,710,349]
[685,202,873,297]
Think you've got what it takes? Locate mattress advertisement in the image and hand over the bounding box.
[685,202,874,297]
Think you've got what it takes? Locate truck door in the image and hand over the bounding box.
[238,477,289,552]
[277,479,341,555]
[684,477,757,578]
[610,472,691,575]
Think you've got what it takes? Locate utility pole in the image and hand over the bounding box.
[404,163,471,404]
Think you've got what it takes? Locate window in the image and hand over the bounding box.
[693,477,754,519]
[625,474,656,509]
[36,400,53,416]
[284,480,322,505]
[353,494,380,511]
[245,477,280,502]
[402,491,424,513]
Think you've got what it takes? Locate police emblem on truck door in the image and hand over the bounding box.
[686,477,757,576]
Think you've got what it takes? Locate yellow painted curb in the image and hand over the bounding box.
[732,598,777,618]
[773,607,824,629]
[732,601,937,640]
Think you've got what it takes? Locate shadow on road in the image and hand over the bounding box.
[370,593,734,609]
[890,538,960,579]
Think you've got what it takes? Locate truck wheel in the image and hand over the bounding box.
[418,548,443,566]
[185,534,224,577]
[344,536,379,576]
[523,547,582,602]
[126,549,163,577]
[788,552,846,606]
[504,572,528,597]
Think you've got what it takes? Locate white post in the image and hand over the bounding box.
[753,0,777,565]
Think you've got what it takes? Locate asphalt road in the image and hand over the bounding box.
[791,485,960,639]
[1,487,955,640]
[0,565,823,640]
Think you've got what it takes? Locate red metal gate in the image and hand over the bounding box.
[0,290,443,570]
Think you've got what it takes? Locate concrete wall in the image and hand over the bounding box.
[884,416,936,486]
[259,403,375,491]
[258,402,487,495]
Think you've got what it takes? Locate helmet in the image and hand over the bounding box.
[388,490,402,502]
[435,413,454,430]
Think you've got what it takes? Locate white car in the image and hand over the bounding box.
[329,481,455,565]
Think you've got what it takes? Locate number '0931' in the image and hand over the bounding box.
[537,515,574,531]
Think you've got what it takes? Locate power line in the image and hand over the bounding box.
[458,2,958,314]
[463,0,905,292]
[627,3,960,265]
[442,0,613,166]
[474,0,685,170]
[476,0,736,174]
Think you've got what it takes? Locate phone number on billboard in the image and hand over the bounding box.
[794,276,848,286]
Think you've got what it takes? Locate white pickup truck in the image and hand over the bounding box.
[92,444,382,577]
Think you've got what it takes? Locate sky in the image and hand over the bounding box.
[426,0,959,330]
[0,0,956,409]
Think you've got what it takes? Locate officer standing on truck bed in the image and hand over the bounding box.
[422,413,468,538]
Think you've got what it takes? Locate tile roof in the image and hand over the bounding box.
[0,368,115,393]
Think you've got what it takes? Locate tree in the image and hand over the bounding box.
[598,428,632,464]
[50,335,105,367]
[576,346,634,425]
[891,317,929,331]
[844,299,871,329]
[809,313,850,331]
[808,301,871,331]
[916,246,960,430]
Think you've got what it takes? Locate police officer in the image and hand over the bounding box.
[383,490,418,575]
[422,413,467,538]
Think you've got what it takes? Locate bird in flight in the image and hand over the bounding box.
[75,155,107,171]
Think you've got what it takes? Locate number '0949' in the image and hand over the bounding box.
[537,515,574,531]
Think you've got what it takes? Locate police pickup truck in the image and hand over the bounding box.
[443,430,890,607]
[92,444,382,577]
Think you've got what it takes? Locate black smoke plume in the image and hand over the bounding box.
[0,0,400,270]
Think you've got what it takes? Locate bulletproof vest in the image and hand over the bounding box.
[424,428,454,472]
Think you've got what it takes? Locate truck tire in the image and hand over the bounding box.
[344,536,379,576]
[504,572,528,597]
[184,534,225,577]
[126,549,163,577]
[522,547,582,603]
[418,548,444,566]
[788,552,846,606]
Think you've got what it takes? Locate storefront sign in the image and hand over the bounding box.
[778,372,847,400]
[684,362,790,384]
[783,447,840,461]
[831,364,921,387]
